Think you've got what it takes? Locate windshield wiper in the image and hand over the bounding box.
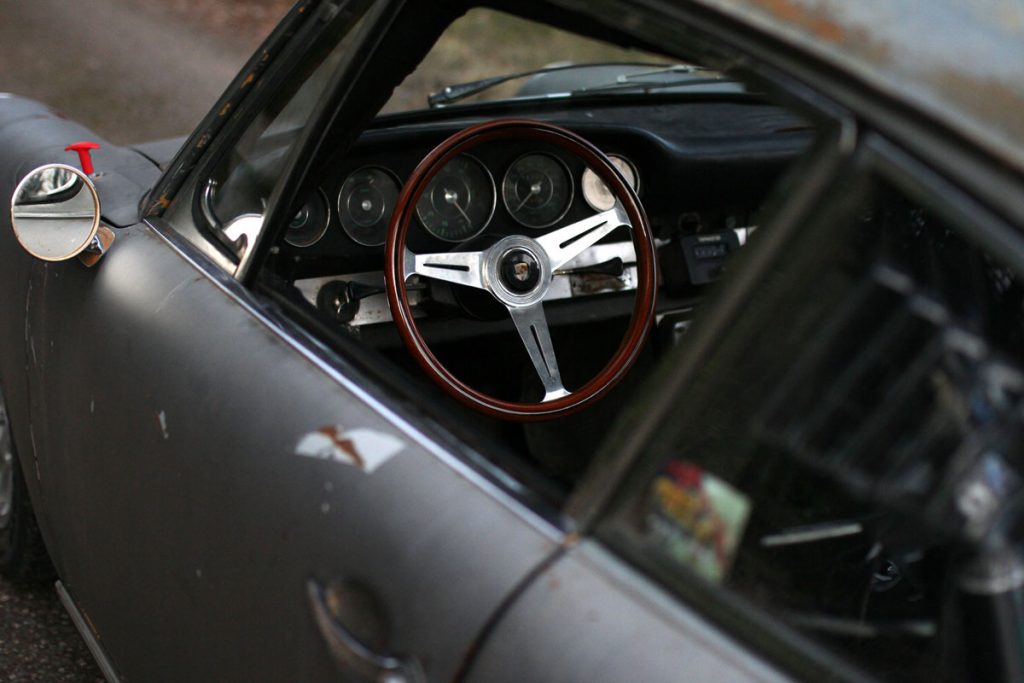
[569,65,742,96]
[427,62,686,108]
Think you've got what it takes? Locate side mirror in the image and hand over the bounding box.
[10,164,113,267]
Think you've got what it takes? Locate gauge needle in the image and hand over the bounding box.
[444,188,472,225]
[515,181,543,212]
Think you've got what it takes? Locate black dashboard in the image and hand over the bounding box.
[265,98,813,332]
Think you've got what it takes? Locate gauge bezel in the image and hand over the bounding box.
[284,188,331,248]
[501,151,575,229]
[336,165,401,247]
[581,153,639,212]
[415,153,496,243]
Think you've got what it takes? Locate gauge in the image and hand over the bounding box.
[337,166,400,247]
[581,154,639,212]
[416,154,494,242]
[501,153,573,229]
[284,189,330,248]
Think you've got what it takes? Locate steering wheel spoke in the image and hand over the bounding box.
[406,247,486,290]
[536,204,630,271]
[508,303,570,402]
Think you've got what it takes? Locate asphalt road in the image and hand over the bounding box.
[0,0,253,145]
[0,0,257,679]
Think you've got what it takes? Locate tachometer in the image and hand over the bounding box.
[337,166,400,247]
[415,154,494,242]
[501,152,573,228]
[581,154,638,212]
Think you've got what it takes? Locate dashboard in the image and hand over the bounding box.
[266,100,813,331]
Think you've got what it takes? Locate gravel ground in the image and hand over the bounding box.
[0,582,103,682]
[0,0,284,145]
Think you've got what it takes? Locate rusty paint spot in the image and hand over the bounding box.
[154,410,170,440]
[317,426,364,468]
[932,69,1024,160]
[751,0,848,44]
[241,73,256,88]
[153,195,170,210]
[218,103,232,117]
[562,531,581,549]
[80,607,101,639]
[197,133,211,149]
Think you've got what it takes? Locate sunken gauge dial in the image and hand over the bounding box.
[501,152,573,229]
[337,166,401,247]
[416,154,495,242]
[285,188,330,248]
[580,154,639,212]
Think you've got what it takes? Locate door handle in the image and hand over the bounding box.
[306,578,425,683]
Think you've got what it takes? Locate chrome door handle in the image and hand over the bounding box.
[306,578,425,683]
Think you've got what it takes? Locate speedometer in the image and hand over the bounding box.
[501,153,573,229]
[581,154,639,212]
[416,154,495,242]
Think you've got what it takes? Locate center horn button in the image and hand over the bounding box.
[499,248,542,293]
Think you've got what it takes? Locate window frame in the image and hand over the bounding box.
[143,0,387,274]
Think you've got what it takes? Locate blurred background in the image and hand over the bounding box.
[0,0,656,144]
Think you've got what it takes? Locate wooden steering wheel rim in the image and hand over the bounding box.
[384,118,657,421]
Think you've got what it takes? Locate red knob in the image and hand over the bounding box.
[65,141,101,175]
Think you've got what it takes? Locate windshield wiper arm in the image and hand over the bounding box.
[570,71,741,96]
[427,62,680,108]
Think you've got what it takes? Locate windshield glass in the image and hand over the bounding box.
[382,8,681,114]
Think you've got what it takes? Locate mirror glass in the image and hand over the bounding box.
[10,164,99,261]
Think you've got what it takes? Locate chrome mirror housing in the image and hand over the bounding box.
[10,163,113,266]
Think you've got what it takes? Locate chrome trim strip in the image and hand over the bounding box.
[760,522,863,548]
[55,581,121,683]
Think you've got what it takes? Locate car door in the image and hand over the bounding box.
[26,219,565,681]
[19,3,565,681]
[467,136,1024,683]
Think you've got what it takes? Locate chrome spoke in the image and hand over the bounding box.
[405,247,486,290]
[535,204,630,271]
[508,303,569,402]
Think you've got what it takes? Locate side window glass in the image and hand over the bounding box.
[600,166,1024,682]
[164,3,370,262]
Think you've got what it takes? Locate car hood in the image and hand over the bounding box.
[0,95,162,228]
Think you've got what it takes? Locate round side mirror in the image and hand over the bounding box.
[10,164,100,261]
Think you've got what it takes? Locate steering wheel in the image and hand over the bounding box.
[384,119,657,421]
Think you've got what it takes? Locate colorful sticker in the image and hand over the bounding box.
[646,459,751,583]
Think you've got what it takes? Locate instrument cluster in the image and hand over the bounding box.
[285,147,640,251]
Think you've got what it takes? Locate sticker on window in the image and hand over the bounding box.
[646,459,751,583]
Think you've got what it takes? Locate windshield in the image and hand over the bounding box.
[382,8,684,114]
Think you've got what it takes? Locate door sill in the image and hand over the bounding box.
[55,580,121,683]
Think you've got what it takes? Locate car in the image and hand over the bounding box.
[2,0,1023,681]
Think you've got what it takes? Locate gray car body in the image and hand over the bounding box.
[0,0,1019,680]
[0,100,787,681]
